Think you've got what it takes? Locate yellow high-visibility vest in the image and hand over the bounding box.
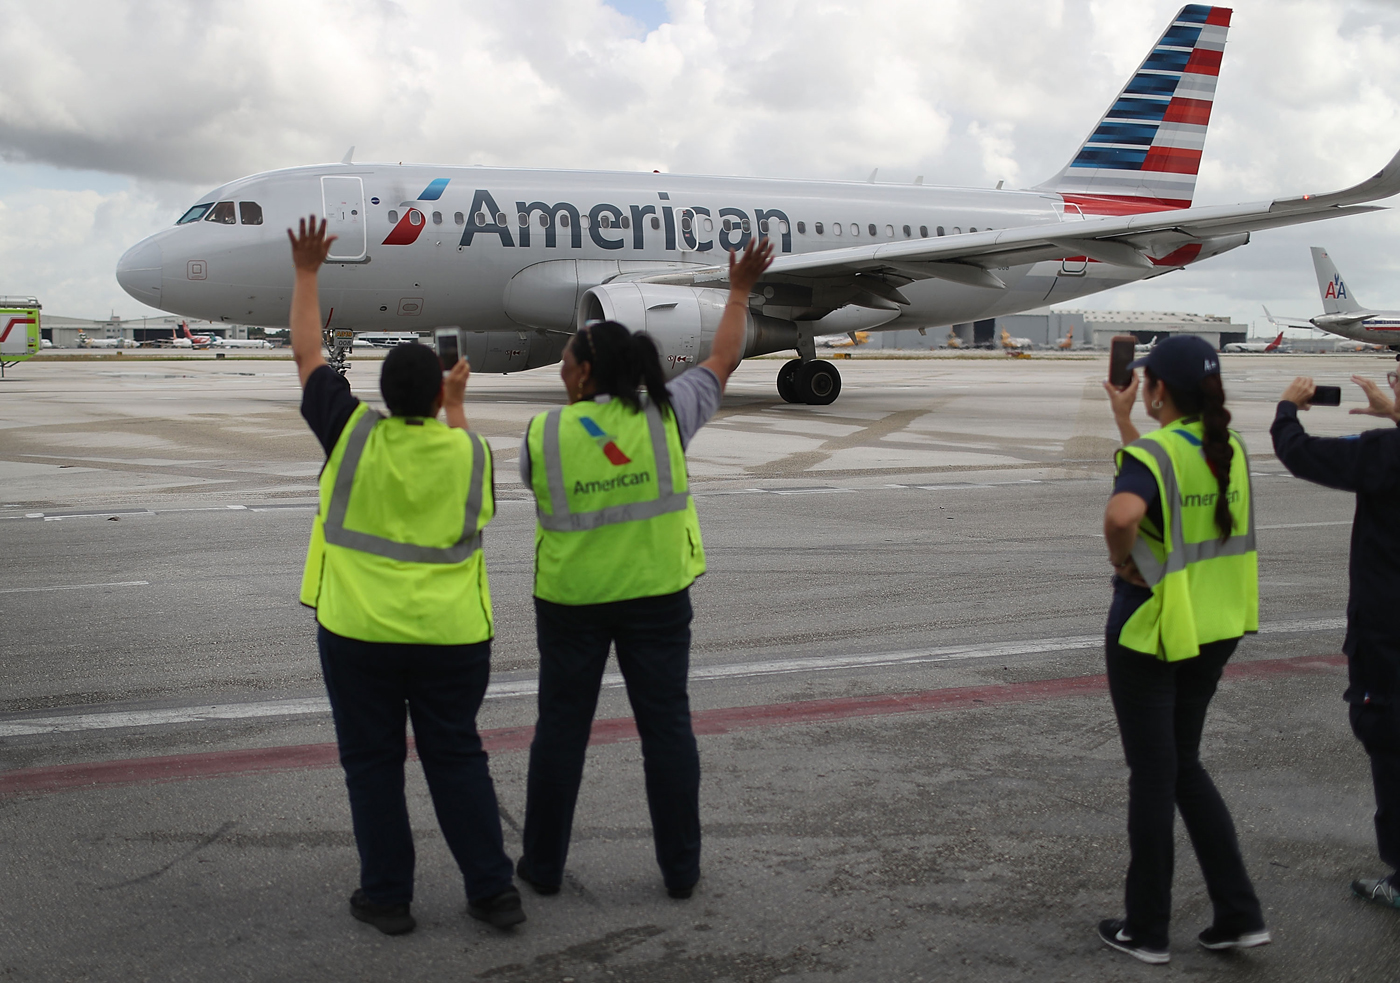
[527,398,705,605]
[1116,417,1258,661]
[301,403,494,643]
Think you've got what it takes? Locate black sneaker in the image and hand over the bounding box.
[667,881,696,900]
[515,856,560,896]
[1098,919,1169,965]
[1352,875,1400,909]
[1198,924,1272,951]
[468,886,527,929]
[349,889,416,935]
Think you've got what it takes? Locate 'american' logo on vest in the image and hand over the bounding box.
[579,417,631,465]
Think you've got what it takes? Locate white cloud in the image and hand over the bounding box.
[1,0,1398,327]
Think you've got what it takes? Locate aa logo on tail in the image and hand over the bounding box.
[1325,274,1348,300]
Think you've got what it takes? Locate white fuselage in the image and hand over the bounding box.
[1311,312,1400,346]
[117,163,1226,374]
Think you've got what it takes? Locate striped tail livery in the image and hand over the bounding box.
[1036,5,1230,215]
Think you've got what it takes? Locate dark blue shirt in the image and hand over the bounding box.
[1272,400,1400,701]
[1106,454,1160,640]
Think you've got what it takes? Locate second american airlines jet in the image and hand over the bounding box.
[116,5,1400,405]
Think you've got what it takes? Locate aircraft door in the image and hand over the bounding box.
[321,177,367,261]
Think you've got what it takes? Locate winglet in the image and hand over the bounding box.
[1271,146,1400,212]
[341,146,355,165]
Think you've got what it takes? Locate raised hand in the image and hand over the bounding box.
[287,215,338,273]
[728,237,775,298]
[1350,374,1398,420]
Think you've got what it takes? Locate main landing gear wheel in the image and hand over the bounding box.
[796,360,842,405]
[777,359,803,402]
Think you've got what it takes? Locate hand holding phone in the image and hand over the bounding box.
[434,326,463,370]
[1108,335,1137,389]
[1312,385,1341,406]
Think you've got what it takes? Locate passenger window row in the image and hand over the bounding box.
[177,201,264,226]
[793,222,981,238]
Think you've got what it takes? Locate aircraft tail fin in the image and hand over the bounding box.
[1310,247,1363,314]
[1035,5,1231,215]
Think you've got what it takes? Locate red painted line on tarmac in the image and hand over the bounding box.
[0,652,1346,799]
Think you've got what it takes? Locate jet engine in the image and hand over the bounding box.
[576,282,799,378]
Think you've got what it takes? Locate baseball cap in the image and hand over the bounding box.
[1127,334,1220,390]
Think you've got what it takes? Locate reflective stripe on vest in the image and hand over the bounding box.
[536,402,691,532]
[1127,433,1256,587]
[323,409,486,563]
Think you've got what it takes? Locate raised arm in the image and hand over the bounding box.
[287,216,337,388]
[698,237,775,391]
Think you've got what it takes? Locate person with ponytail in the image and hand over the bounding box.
[1096,335,1268,964]
[514,237,775,901]
[1273,372,1400,911]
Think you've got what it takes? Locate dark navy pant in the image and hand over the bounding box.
[1349,696,1400,874]
[1105,636,1264,948]
[522,588,700,892]
[317,626,515,905]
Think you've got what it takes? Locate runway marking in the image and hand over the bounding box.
[0,617,1346,738]
[1257,521,1352,530]
[0,652,1347,798]
[0,580,149,595]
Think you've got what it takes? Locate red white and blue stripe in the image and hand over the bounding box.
[1037,5,1230,215]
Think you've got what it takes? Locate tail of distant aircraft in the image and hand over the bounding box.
[1265,331,1283,352]
[1035,5,1231,215]
[1310,246,1363,314]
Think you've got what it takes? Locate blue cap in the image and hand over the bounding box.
[1127,334,1220,390]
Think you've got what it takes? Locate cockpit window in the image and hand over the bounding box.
[177,203,213,225]
[239,202,263,225]
[204,202,237,225]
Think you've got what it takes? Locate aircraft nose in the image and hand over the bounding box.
[116,239,162,307]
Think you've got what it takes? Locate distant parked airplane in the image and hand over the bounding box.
[1222,331,1285,352]
[1306,247,1400,351]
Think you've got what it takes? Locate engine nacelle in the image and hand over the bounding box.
[576,282,801,378]
[450,327,569,374]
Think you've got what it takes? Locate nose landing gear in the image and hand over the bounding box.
[776,357,842,405]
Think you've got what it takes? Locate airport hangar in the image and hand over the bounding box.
[870,309,1249,350]
[40,314,266,348]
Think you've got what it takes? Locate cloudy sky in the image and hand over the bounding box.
[2,0,1397,336]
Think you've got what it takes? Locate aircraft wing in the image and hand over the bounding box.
[634,148,1400,295]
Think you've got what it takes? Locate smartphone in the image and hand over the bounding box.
[1312,385,1341,406]
[434,326,462,370]
[1108,335,1137,388]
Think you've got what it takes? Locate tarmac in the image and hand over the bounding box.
[2,351,1398,981]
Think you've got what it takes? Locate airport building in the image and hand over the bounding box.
[871,309,1248,350]
[41,315,268,348]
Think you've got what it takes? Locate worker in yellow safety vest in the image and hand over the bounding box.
[513,238,775,902]
[287,216,523,935]
[1096,334,1268,964]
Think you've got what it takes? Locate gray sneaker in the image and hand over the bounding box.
[1352,876,1400,909]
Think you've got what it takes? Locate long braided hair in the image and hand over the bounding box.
[1148,368,1234,541]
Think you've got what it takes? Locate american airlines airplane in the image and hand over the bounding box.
[116,5,1400,405]
[1306,247,1400,350]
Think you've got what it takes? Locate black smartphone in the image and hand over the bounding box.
[1312,385,1341,406]
[435,328,460,370]
[1109,335,1137,388]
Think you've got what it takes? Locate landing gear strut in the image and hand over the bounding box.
[776,357,842,405]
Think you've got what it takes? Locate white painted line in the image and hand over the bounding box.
[0,580,149,595]
[1257,521,1351,530]
[42,511,156,522]
[0,617,1346,738]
